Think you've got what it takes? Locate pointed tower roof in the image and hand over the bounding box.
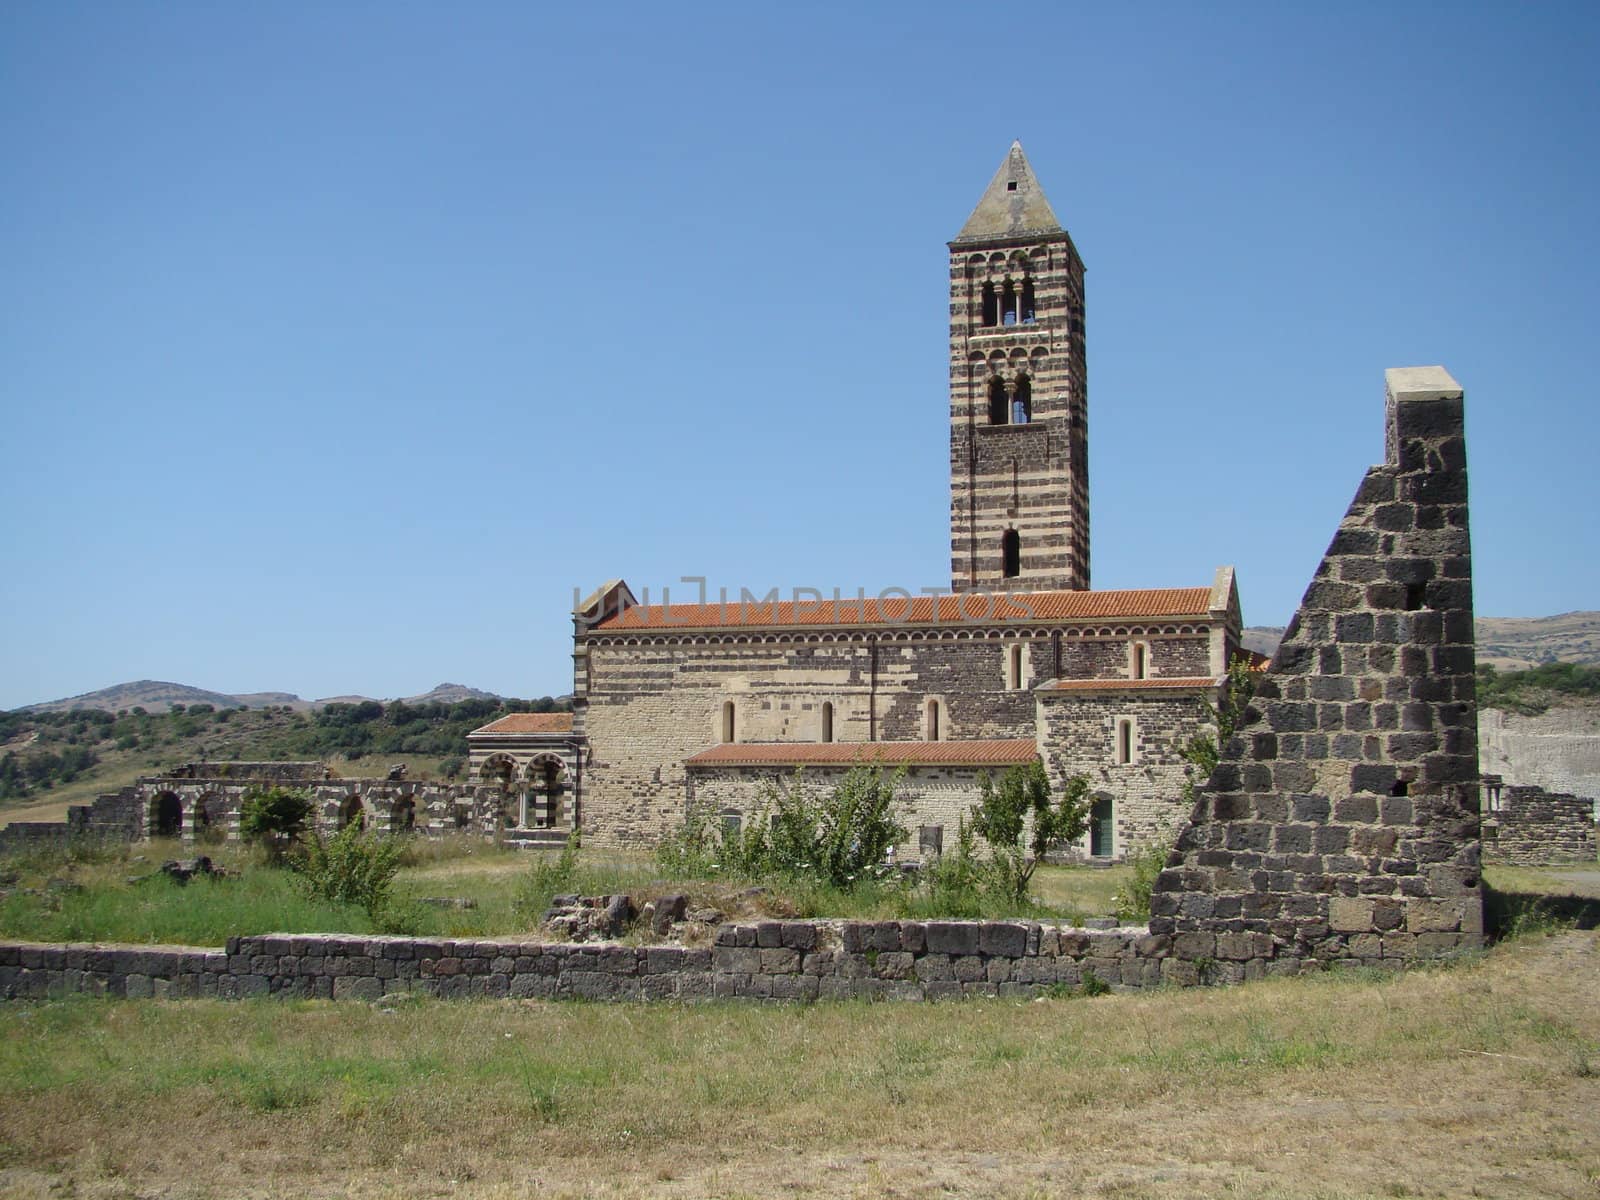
[953,141,1063,243]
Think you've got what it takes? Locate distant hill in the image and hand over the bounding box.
[1243,611,1600,669]
[1475,612,1600,670]
[20,680,508,715]
[22,680,248,715]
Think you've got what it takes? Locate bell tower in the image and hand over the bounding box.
[949,142,1088,593]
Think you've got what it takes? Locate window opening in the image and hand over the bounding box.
[1011,375,1031,424]
[1001,529,1021,578]
[1116,719,1133,765]
[987,376,1008,425]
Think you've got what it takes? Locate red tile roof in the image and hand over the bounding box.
[1043,676,1220,693]
[588,587,1212,632]
[684,739,1039,768]
[469,713,574,735]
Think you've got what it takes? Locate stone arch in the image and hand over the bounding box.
[339,794,365,831]
[149,790,182,838]
[480,753,517,787]
[524,754,567,828]
[391,794,416,833]
[193,792,226,843]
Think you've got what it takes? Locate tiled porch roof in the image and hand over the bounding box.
[684,739,1039,768]
[469,713,574,736]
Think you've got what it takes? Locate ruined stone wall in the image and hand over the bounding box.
[0,775,508,852]
[1482,785,1597,866]
[1153,367,1483,967]
[0,918,1297,1005]
[686,763,1001,858]
[1038,690,1214,858]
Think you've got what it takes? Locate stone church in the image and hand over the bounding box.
[473,143,1246,861]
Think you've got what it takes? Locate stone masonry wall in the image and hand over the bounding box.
[0,918,1297,1005]
[1153,367,1483,967]
[581,629,1210,848]
[1482,784,1597,866]
[1038,690,1215,858]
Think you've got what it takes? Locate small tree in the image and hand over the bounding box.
[1179,655,1257,800]
[238,785,313,863]
[296,823,407,923]
[971,762,1090,906]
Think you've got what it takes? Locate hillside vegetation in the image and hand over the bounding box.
[0,696,567,812]
[1476,661,1600,716]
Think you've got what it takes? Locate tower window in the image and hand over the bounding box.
[987,376,1008,426]
[925,698,943,741]
[821,701,834,743]
[1001,529,1021,579]
[1021,279,1036,324]
[1132,642,1147,680]
[1001,280,1017,326]
[1012,375,1032,425]
[1006,180,1018,191]
[981,282,998,328]
[721,701,735,744]
[1007,644,1024,690]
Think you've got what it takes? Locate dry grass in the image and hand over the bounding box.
[0,930,1596,1199]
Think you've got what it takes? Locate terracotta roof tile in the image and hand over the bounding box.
[469,713,574,735]
[589,587,1212,633]
[684,739,1039,768]
[1043,676,1220,694]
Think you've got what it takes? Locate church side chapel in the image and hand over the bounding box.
[475,144,1245,862]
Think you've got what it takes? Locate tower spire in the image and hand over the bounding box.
[954,140,1062,242]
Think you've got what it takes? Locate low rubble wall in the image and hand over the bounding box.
[1,918,1327,1004]
[1482,784,1597,866]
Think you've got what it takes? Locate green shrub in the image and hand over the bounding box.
[238,786,313,863]
[1114,837,1173,922]
[654,767,907,891]
[294,824,406,923]
[915,817,983,918]
[654,808,723,878]
[512,833,583,925]
[762,766,907,888]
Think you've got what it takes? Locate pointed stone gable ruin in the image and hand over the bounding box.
[1153,366,1484,967]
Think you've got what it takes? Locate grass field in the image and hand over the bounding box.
[0,928,1595,1199]
[0,838,1139,943]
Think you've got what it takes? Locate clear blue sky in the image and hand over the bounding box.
[2,2,1597,710]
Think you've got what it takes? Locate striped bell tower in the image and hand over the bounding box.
[948,142,1089,593]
